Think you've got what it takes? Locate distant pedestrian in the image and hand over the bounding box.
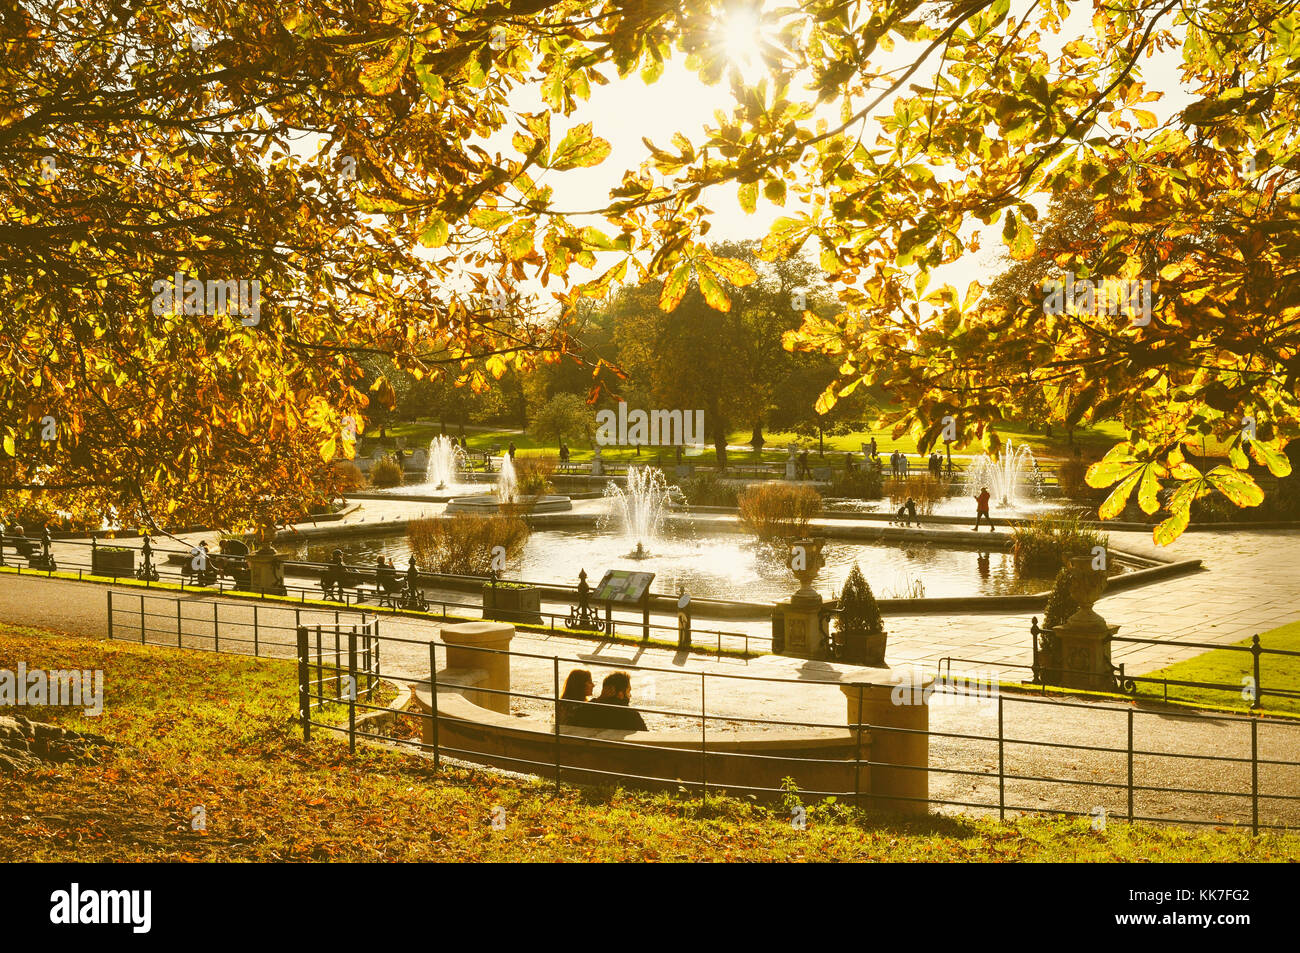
[507,442,516,461]
[868,437,877,458]
[897,497,918,527]
[797,450,812,480]
[973,486,994,532]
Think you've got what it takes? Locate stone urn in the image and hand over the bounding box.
[1065,555,1108,628]
[787,537,826,609]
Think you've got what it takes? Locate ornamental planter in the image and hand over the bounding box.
[92,546,135,577]
[481,583,543,625]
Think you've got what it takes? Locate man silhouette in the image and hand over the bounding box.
[973,487,994,532]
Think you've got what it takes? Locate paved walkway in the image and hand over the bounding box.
[21,499,1300,679]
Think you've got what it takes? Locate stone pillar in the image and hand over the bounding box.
[439,621,514,714]
[785,446,797,480]
[1044,555,1120,691]
[246,548,286,595]
[590,444,603,477]
[778,538,826,658]
[840,669,931,815]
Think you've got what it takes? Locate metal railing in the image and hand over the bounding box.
[97,589,1297,832]
[7,536,763,656]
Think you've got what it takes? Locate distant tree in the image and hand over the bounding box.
[530,394,594,448]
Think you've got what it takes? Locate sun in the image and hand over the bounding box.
[721,6,765,68]
[716,3,792,81]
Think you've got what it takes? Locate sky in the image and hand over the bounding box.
[453,1,1197,312]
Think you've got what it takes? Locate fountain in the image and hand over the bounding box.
[602,466,677,557]
[425,435,468,490]
[963,441,1043,508]
[495,453,518,504]
[444,451,571,514]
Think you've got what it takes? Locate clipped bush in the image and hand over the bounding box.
[369,454,404,488]
[833,563,886,665]
[884,474,946,515]
[332,460,365,493]
[678,471,740,507]
[407,514,530,576]
[1043,567,1078,628]
[737,482,821,539]
[1011,512,1107,577]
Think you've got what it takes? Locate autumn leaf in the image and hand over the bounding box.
[360,39,411,97]
[658,262,691,312]
[550,123,612,170]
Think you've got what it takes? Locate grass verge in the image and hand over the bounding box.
[0,623,1294,862]
[1135,620,1300,715]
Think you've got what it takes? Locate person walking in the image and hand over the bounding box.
[973,486,994,532]
[897,497,918,527]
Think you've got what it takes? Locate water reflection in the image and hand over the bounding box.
[279,528,1051,602]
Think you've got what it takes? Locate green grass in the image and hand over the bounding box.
[1,623,1294,862]
[1136,620,1300,715]
[363,415,1141,467]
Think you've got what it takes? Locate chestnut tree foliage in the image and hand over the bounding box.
[1,0,1296,543]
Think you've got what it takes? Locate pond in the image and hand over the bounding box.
[277,527,1098,603]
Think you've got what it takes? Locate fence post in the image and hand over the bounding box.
[997,693,1005,820]
[213,601,219,652]
[334,625,341,698]
[347,627,357,755]
[1251,634,1262,710]
[253,604,259,658]
[297,625,310,743]
[853,685,864,809]
[429,641,440,772]
[105,590,114,641]
[315,625,322,716]
[1251,718,1259,835]
[140,593,146,644]
[700,672,707,802]
[1127,708,1134,822]
[553,656,561,795]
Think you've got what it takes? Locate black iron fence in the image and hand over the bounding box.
[9,535,760,656]
[101,589,1300,833]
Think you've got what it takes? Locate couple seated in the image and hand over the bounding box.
[557,669,647,732]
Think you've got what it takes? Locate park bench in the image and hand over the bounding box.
[356,570,403,609]
[319,564,367,602]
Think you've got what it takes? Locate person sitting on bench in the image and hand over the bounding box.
[375,556,401,597]
[573,672,647,731]
[321,550,352,598]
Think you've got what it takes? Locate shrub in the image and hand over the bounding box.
[513,455,555,497]
[406,514,530,576]
[884,474,946,516]
[332,460,365,493]
[678,471,740,507]
[833,563,885,664]
[1043,567,1078,628]
[369,454,404,488]
[737,482,821,538]
[1011,512,1107,577]
[1055,456,1089,498]
[829,461,883,499]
